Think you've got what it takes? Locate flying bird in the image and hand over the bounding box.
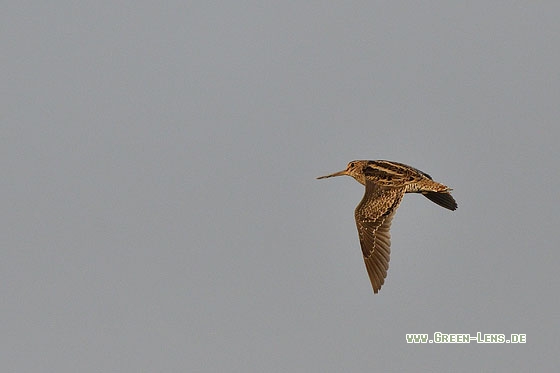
[317,160,457,293]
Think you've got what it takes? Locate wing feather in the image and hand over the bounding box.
[355,179,404,293]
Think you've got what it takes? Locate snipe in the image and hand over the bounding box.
[317,160,457,294]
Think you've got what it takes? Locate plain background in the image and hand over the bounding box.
[3,1,559,371]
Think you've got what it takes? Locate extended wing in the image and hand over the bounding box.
[354,179,404,293]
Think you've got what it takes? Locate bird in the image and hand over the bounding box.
[317,160,457,294]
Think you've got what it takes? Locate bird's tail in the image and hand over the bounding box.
[406,179,458,211]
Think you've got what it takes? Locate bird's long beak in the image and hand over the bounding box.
[316,170,347,179]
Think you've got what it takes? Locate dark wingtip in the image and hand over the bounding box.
[422,192,458,211]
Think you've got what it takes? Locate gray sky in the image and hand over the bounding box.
[3,1,559,371]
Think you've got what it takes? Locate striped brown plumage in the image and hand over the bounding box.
[317,160,457,294]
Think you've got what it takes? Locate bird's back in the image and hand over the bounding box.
[364,160,457,210]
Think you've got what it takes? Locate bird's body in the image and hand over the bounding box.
[317,160,457,294]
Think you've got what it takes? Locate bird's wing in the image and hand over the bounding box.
[355,180,405,293]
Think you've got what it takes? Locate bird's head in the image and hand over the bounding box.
[316,160,368,185]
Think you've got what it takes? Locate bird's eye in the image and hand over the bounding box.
[349,162,355,168]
